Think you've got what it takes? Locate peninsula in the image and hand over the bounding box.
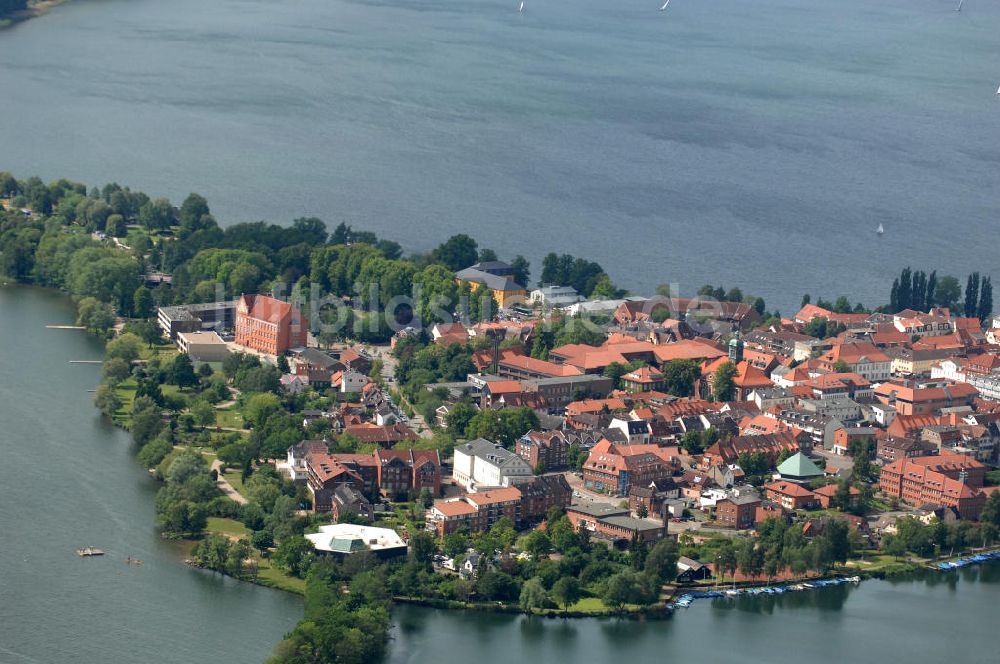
[2,171,999,664]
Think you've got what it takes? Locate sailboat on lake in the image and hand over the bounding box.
[876,223,884,236]
[660,0,670,10]
[519,1,524,12]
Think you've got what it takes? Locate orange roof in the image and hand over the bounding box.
[467,487,523,506]
[765,481,818,498]
[484,380,523,394]
[238,293,295,323]
[432,499,478,517]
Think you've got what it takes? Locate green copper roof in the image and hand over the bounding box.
[776,452,823,478]
[327,537,367,553]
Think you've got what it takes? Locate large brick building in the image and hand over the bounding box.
[374,449,442,500]
[879,453,987,520]
[582,439,679,497]
[426,488,523,536]
[234,294,307,356]
[515,430,570,472]
[517,474,573,523]
[565,503,668,544]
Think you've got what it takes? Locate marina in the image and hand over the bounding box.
[671,576,862,608]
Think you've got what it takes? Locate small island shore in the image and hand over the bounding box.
[0,0,71,30]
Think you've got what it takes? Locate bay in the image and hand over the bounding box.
[1,0,999,311]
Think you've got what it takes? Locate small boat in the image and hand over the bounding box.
[125,556,144,565]
[876,223,884,235]
[660,0,670,10]
[77,547,104,557]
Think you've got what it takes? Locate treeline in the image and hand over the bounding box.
[887,267,993,321]
[880,499,1000,559]
[0,172,628,344]
[0,0,27,19]
[390,508,679,614]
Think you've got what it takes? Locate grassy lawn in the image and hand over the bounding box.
[206,517,250,538]
[222,469,248,498]
[215,407,244,429]
[113,378,138,424]
[568,597,606,612]
[255,559,307,594]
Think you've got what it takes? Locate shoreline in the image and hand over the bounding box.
[0,1,71,29]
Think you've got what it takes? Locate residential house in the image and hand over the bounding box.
[426,487,523,536]
[374,449,442,500]
[515,430,570,472]
[330,485,373,523]
[764,481,820,511]
[516,474,573,523]
[715,490,762,529]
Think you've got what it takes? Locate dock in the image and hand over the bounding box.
[46,325,86,330]
[69,360,102,364]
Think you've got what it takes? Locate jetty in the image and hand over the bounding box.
[77,547,105,557]
[69,360,102,364]
[670,576,861,608]
[936,550,1000,570]
[46,325,85,330]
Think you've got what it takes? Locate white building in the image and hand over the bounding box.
[176,330,229,362]
[452,438,533,491]
[333,369,369,394]
[306,524,408,559]
[530,285,583,309]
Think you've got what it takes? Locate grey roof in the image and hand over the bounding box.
[601,516,665,532]
[460,438,525,466]
[455,267,524,291]
[568,503,629,519]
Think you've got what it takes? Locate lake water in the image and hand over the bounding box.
[0,287,998,662]
[2,0,1000,312]
[0,286,301,664]
[388,564,1000,664]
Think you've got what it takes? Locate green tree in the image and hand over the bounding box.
[934,275,962,310]
[169,353,199,388]
[273,535,315,578]
[94,383,122,417]
[713,361,737,402]
[551,576,581,610]
[132,286,155,319]
[518,577,548,613]
[191,400,216,428]
[244,392,282,429]
[644,538,679,585]
[432,234,478,271]
[105,333,144,364]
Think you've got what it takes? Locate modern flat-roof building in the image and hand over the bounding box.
[306,524,407,559]
[176,330,229,362]
[157,300,236,339]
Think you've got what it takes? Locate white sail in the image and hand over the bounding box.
[956,0,964,11]
[660,0,670,10]
[519,1,524,12]
[876,223,884,234]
